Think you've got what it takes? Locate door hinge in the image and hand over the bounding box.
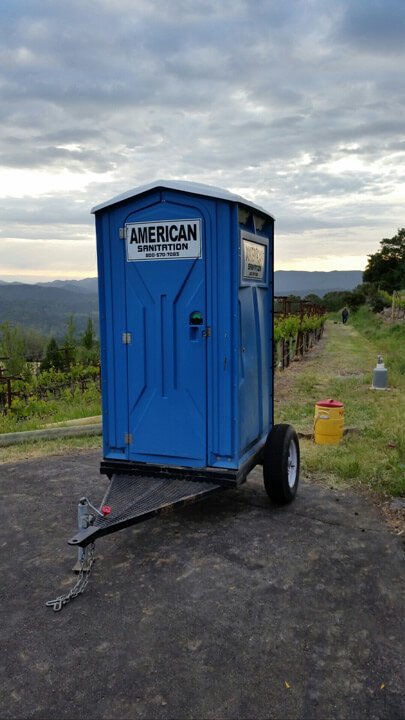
[202,327,211,338]
[124,433,133,445]
[119,227,125,240]
[122,332,132,344]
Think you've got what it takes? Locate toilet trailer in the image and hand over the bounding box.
[68,180,299,549]
[94,179,275,473]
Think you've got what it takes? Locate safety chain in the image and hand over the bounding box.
[46,542,95,612]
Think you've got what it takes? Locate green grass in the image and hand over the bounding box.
[275,310,405,497]
[0,391,101,434]
[0,435,102,464]
[351,305,405,377]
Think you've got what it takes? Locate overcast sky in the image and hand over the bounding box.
[1,0,404,282]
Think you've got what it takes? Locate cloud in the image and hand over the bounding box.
[334,0,405,53]
[0,0,404,280]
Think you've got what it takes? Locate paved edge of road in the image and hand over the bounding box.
[0,423,102,447]
[0,424,359,448]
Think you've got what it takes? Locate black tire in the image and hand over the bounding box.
[263,424,300,504]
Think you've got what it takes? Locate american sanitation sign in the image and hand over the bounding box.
[243,239,266,280]
[126,219,202,261]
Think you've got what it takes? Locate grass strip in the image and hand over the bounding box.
[275,311,405,497]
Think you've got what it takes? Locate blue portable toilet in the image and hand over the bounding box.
[91,180,299,504]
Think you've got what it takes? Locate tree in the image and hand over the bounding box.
[322,291,347,312]
[18,325,47,362]
[344,289,366,313]
[63,314,77,367]
[77,315,100,365]
[0,321,26,376]
[40,337,65,372]
[363,228,405,292]
[303,294,323,305]
[81,316,95,350]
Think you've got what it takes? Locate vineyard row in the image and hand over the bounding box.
[1,298,326,414]
[0,365,101,416]
[273,297,327,370]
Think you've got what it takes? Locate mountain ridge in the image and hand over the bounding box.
[274,270,363,297]
[0,282,99,338]
[0,271,363,337]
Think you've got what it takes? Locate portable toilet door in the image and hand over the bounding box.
[123,199,207,466]
[92,180,275,481]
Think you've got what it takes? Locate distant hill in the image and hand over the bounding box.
[274,270,363,298]
[0,279,99,339]
[36,278,98,294]
[0,271,363,337]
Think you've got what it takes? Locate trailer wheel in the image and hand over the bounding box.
[263,424,300,504]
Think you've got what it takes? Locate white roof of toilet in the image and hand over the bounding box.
[91,179,273,219]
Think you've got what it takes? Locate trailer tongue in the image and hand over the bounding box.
[68,473,223,547]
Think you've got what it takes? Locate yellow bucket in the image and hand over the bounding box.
[314,398,344,445]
